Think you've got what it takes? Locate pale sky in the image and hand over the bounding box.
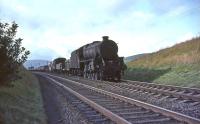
[0,0,200,60]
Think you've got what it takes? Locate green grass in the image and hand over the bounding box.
[123,67,171,82]
[124,64,200,88]
[0,67,46,124]
[153,64,200,88]
[125,37,200,88]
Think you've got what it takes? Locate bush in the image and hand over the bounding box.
[0,21,30,85]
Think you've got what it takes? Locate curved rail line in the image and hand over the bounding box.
[39,73,200,124]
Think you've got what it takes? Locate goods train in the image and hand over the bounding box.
[38,36,126,81]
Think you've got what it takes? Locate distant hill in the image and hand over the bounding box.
[128,37,200,68]
[124,54,147,63]
[24,60,50,69]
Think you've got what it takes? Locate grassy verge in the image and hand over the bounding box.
[123,67,171,82]
[123,64,200,88]
[0,68,46,124]
[153,64,200,88]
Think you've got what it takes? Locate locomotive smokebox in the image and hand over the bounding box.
[100,36,118,60]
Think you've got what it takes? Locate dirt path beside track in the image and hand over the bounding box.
[36,74,89,124]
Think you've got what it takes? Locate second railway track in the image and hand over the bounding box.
[37,72,200,124]
[120,80,200,103]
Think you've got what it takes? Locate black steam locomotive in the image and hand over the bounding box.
[70,36,126,81]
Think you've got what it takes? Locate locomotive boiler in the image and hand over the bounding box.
[70,36,125,81]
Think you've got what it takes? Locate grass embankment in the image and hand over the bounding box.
[0,67,46,124]
[124,37,200,88]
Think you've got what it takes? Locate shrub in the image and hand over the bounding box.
[0,21,30,85]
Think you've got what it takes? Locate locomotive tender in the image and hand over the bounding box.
[70,36,125,81]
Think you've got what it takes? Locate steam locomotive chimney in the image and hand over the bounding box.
[102,36,109,41]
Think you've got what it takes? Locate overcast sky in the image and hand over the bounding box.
[0,0,200,60]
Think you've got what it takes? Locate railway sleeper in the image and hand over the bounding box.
[71,101,83,104]
[123,113,160,120]
[96,100,128,105]
[92,118,113,124]
[76,105,94,111]
[97,103,123,107]
[84,111,99,115]
[105,105,135,109]
[190,102,200,106]
[111,107,144,113]
[178,100,193,104]
[84,95,104,99]
[86,114,105,120]
[92,100,114,103]
[118,111,153,116]
[130,118,180,124]
[127,116,171,123]
[118,110,150,115]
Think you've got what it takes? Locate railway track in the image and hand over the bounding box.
[44,73,200,119]
[56,74,200,105]
[52,73,200,104]
[38,72,200,124]
[120,80,200,103]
